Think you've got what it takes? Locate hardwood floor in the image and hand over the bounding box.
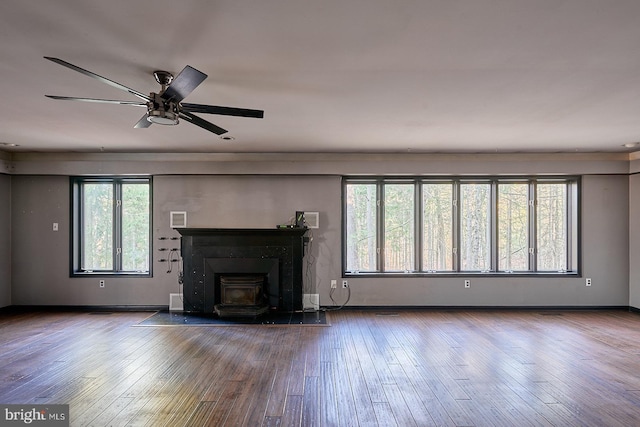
[2,308,640,426]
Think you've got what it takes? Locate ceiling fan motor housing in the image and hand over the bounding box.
[147,92,178,125]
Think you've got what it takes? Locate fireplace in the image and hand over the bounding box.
[178,228,307,314]
[215,275,269,317]
[203,257,279,314]
[220,275,264,306]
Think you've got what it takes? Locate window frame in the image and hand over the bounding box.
[70,176,153,277]
[342,176,580,277]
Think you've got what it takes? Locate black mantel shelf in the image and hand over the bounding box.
[177,228,308,237]
[177,228,308,313]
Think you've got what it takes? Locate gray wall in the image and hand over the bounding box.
[153,175,342,305]
[6,153,634,308]
[326,174,629,307]
[0,174,10,307]
[630,158,640,309]
[11,176,161,306]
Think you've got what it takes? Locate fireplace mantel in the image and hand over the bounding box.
[178,228,307,313]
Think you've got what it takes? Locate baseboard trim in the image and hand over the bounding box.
[1,304,634,314]
[0,305,168,313]
[320,305,631,311]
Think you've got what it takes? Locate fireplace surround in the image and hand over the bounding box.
[178,228,307,314]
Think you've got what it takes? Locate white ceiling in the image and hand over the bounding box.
[1,0,640,154]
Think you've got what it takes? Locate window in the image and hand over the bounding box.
[498,182,529,272]
[343,177,579,275]
[422,182,453,271]
[345,182,377,272]
[536,183,568,271]
[459,182,491,271]
[384,183,415,271]
[71,177,152,276]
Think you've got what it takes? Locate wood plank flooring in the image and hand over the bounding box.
[2,308,640,426]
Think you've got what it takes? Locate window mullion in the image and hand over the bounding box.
[416,181,423,272]
[378,181,384,272]
[453,180,460,272]
[77,183,85,271]
[566,182,573,271]
[529,181,537,272]
[114,181,123,272]
[490,181,498,272]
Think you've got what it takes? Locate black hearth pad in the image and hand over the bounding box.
[137,310,328,326]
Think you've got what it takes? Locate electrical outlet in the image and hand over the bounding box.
[342,280,349,288]
[99,280,105,288]
[464,280,470,288]
[330,280,337,289]
[586,278,592,287]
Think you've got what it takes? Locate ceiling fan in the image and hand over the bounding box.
[44,56,264,135]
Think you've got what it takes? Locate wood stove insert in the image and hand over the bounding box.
[215,275,269,317]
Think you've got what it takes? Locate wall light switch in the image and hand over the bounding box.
[53,222,59,231]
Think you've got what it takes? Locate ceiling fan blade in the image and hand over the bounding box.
[44,57,151,102]
[45,95,147,106]
[134,114,152,129]
[179,112,227,135]
[181,103,264,118]
[161,66,207,102]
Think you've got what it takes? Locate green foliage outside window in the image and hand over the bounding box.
[384,184,414,271]
[121,183,150,272]
[346,184,377,272]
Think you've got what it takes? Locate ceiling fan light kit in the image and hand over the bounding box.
[43,57,263,136]
[147,109,178,125]
[146,93,178,125]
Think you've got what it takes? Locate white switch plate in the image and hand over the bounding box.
[52,222,58,231]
